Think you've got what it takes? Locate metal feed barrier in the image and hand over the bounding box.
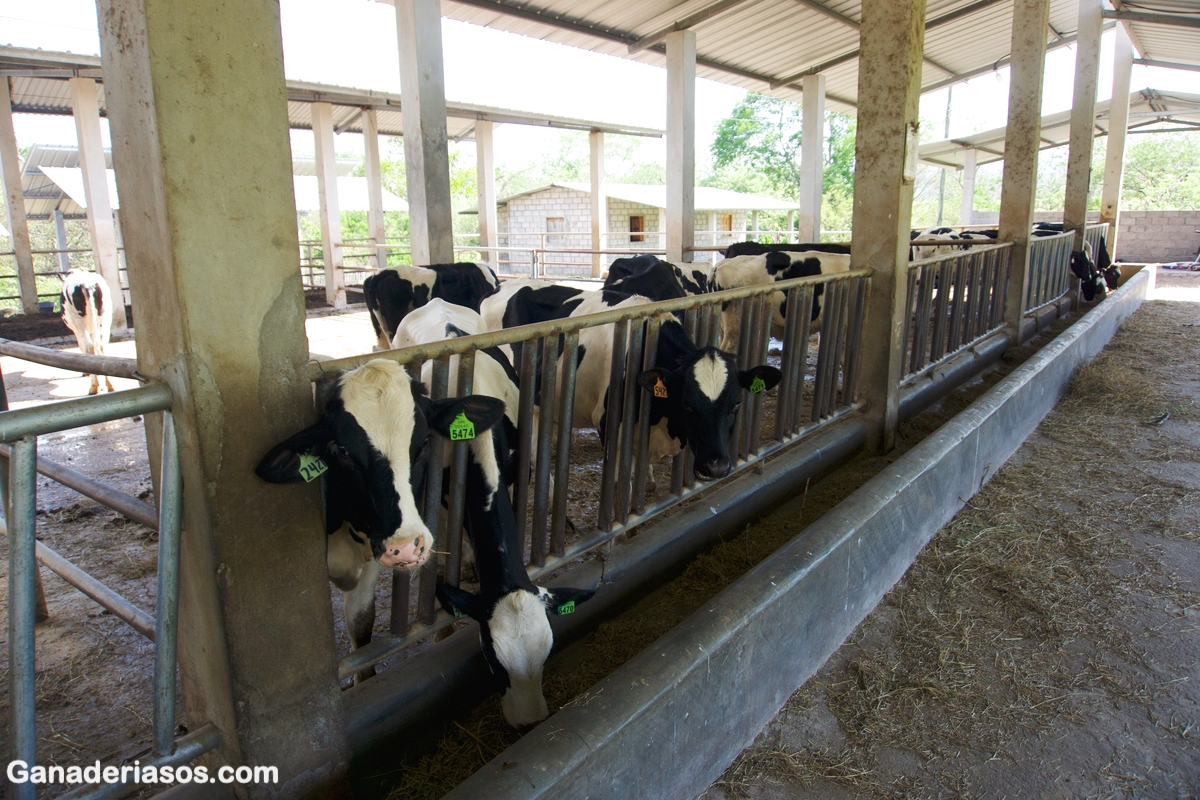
[1024,223,1113,315]
[0,344,219,800]
[308,268,872,679]
[902,242,1013,384]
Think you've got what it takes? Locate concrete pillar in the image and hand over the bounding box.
[0,80,38,313]
[999,0,1051,338]
[95,2,349,794]
[750,210,759,242]
[1063,0,1103,254]
[666,30,696,263]
[589,130,606,276]
[1099,25,1134,254]
[394,0,454,265]
[312,102,346,308]
[476,120,498,269]
[786,209,795,242]
[363,108,388,271]
[709,210,718,264]
[960,148,977,225]
[69,77,127,333]
[799,74,825,242]
[851,0,926,453]
[54,210,71,273]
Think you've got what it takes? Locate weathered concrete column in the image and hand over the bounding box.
[750,209,759,242]
[69,77,127,332]
[96,2,349,795]
[475,120,498,269]
[54,210,71,273]
[999,0,1051,339]
[394,0,454,265]
[851,0,926,453]
[589,130,606,276]
[799,73,825,242]
[1099,25,1134,255]
[666,30,696,263]
[0,80,37,313]
[1063,0,1103,254]
[960,148,977,225]
[363,108,388,271]
[312,102,346,308]
[786,208,795,242]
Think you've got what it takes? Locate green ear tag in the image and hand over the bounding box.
[556,600,576,616]
[452,607,465,620]
[749,376,766,394]
[449,411,476,441]
[298,452,329,482]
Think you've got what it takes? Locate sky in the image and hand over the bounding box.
[3,0,1198,175]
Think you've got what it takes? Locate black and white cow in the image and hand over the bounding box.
[711,249,851,351]
[722,241,851,259]
[256,359,506,681]
[392,299,594,727]
[1032,223,1117,288]
[482,279,781,482]
[363,263,500,350]
[603,253,713,300]
[60,269,115,395]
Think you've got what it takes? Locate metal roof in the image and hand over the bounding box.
[421,0,1113,112]
[1108,1,1200,71]
[0,46,663,140]
[919,87,1200,168]
[462,181,798,212]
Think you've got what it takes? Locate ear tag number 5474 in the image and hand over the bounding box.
[449,411,476,441]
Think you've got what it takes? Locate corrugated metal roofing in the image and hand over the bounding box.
[0,46,663,140]
[919,87,1200,167]
[1113,0,1200,69]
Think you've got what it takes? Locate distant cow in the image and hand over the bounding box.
[723,241,851,259]
[711,249,852,351]
[256,360,506,682]
[363,263,499,350]
[60,269,115,395]
[482,279,781,483]
[603,254,713,303]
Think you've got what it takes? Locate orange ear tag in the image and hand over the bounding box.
[653,377,668,398]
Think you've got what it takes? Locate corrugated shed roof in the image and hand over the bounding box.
[919,87,1200,167]
[463,181,797,212]
[1114,0,1200,69]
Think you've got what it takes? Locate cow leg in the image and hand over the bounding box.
[88,373,100,395]
[343,557,379,684]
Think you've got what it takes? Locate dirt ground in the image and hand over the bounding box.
[702,278,1200,798]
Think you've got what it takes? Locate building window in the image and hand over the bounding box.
[629,215,645,243]
[546,217,566,247]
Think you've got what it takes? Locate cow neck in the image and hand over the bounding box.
[462,433,534,598]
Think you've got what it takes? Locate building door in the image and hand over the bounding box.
[629,215,645,243]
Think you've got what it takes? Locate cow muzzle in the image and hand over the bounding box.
[695,457,732,481]
[378,529,431,570]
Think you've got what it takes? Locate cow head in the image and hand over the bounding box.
[256,359,506,569]
[437,583,594,728]
[1070,249,1107,303]
[638,347,781,481]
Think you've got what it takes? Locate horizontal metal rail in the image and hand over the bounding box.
[0,382,171,442]
[0,337,142,380]
[58,724,222,800]
[0,441,159,529]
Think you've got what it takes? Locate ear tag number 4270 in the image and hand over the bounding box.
[449,411,476,441]
[298,452,329,483]
[749,376,766,395]
[653,377,668,399]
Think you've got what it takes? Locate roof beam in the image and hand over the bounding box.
[1134,57,1200,73]
[628,0,756,54]
[788,0,859,28]
[1103,8,1200,29]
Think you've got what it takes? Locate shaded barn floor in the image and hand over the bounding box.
[703,282,1200,798]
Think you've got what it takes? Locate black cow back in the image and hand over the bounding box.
[723,241,851,258]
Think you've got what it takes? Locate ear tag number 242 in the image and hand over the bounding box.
[298,452,329,483]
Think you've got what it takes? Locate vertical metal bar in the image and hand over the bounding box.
[965,252,985,341]
[550,332,578,557]
[443,351,475,588]
[994,247,1011,326]
[900,266,918,373]
[513,339,538,553]
[8,435,37,800]
[615,320,644,523]
[910,263,936,372]
[842,277,868,405]
[727,297,753,463]
[531,337,559,564]
[748,291,772,456]
[631,317,660,514]
[812,281,839,420]
[825,280,850,414]
[597,320,627,531]
[152,412,183,756]
[417,356,449,625]
[929,261,951,362]
[788,287,814,434]
[775,286,800,441]
[677,307,699,492]
[947,258,966,350]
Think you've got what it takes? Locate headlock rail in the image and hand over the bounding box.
[308,269,872,679]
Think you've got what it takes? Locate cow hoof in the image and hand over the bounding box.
[378,531,431,570]
[88,386,99,396]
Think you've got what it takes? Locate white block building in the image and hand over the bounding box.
[463,182,799,276]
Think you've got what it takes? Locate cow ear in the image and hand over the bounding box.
[542,586,595,616]
[437,583,488,622]
[426,395,506,440]
[637,368,670,395]
[256,424,333,484]
[739,365,782,394]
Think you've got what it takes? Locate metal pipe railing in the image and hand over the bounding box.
[0,337,142,380]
